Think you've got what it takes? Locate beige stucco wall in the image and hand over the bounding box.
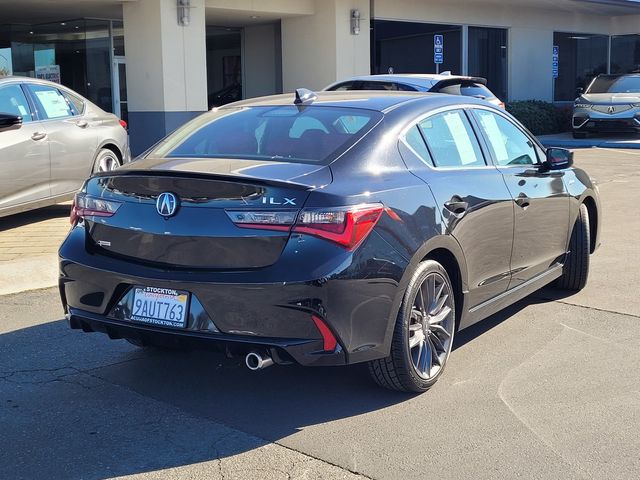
[281,0,370,92]
[124,0,208,112]
[372,0,634,102]
[611,14,640,35]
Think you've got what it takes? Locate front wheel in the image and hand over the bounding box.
[368,260,456,393]
[556,203,590,291]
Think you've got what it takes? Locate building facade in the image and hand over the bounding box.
[1,0,639,153]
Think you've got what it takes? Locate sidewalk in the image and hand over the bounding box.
[0,204,70,295]
[538,132,640,149]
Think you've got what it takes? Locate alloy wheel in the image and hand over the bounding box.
[408,272,455,380]
[95,154,119,172]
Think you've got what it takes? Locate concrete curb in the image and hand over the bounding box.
[0,254,58,296]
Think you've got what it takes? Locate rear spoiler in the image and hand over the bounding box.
[429,76,488,92]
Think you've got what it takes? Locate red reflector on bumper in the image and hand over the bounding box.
[311,315,337,352]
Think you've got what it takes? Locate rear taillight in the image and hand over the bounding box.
[225,210,297,232]
[119,119,127,130]
[293,204,384,250]
[70,193,121,226]
[226,203,384,250]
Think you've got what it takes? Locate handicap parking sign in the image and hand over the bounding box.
[434,35,444,64]
[434,35,443,47]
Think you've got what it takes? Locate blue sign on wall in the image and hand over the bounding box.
[434,35,444,64]
[552,45,559,79]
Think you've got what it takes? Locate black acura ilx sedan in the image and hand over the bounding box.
[59,89,600,392]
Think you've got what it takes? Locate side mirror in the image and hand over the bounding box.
[0,112,23,131]
[576,86,584,97]
[543,147,573,171]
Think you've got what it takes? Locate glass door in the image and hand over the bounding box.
[112,56,127,124]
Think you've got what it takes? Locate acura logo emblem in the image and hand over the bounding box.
[156,192,178,217]
[608,106,615,114]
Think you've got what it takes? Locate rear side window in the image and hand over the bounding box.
[152,106,382,164]
[61,89,85,114]
[418,110,485,168]
[27,84,75,119]
[0,84,33,123]
[328,81,357,91]
[402,125,433,165]
[437,82,495,99]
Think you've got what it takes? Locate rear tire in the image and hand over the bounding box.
[573,131,588,139]
[368,260,456,393]
[92,148,121,173]
[556,203,590,291]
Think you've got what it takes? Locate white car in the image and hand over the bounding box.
[325,72,504,108]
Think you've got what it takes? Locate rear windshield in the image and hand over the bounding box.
[150,106,382,164]
[587,75,640,94]
[436,82,495,99]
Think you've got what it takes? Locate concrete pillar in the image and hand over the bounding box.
[281,0,370,92]
[123,0,208,154]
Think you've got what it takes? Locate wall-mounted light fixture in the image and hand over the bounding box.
[178,0,191,26]
[350,9,360,35]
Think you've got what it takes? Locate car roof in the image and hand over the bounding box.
[221,90,488,113]
[0,75,76,90]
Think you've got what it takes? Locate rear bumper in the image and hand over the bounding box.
[59,225,407,366]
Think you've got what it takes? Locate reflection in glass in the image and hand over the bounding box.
[372,20,462,76]
[611,34,640,74]
[468,27,507,101]
[553,32,608,101]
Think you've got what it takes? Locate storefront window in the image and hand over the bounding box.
[611,34,640,74]
[468,27,508,101]
[0,19,117,112]
[372,20,462,76]
[553,32,608,101]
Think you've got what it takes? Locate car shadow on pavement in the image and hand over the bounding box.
[0,204,70,231]
[1,290,562,479]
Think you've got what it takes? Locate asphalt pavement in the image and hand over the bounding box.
[1,148,639,479]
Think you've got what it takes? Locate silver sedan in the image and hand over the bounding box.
[0,76,130,217]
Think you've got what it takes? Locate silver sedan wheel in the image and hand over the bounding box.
[408,272,455,379]
[94,152,119,173]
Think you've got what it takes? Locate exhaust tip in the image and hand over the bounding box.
[245,351,274,371]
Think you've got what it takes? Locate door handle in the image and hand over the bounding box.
[515,194,530,209]
[444,199,469,216]
[31,132,47,141]
[76,120,88,128]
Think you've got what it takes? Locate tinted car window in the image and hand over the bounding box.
[403,125,433,165]
[328,82,357,91]
[587,75,640,94]
[61,89,85,114]
[27,84,75,119]
[0,84,33,123]
[152,106,382,164]
[418,110,485,168]
[474,110,537,166]
[360,81,401,91]
[437,82,495,99]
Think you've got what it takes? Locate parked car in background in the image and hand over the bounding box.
[0,76,130,218]
[572,73,640,138]
[60,89,600,393]
[324,73,505,108]
[208,83,242,108]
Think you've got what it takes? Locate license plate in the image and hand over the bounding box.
[129,287,189,329]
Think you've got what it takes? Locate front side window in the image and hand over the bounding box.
[150,106,382,164]
[0,84,33,123]
[474,110,538,166]
[27,84,75,119]
[418,110,485,168]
